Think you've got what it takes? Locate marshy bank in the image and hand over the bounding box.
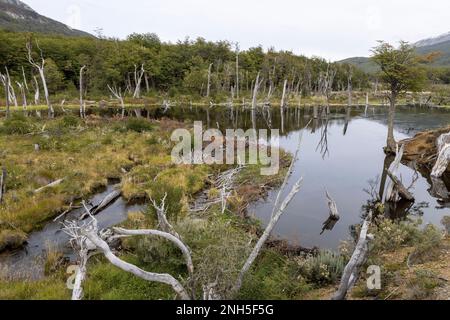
[0,104,450,300]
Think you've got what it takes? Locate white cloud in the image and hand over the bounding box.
[22,0,450,60]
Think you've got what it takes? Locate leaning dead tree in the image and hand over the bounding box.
[333,211,373,300]
[26,41,53,117]
[431,132,450,178]
[107,84,125,118]
[0,71,10,118]
[79,66,86,118]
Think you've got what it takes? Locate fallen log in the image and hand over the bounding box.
[34,178,64,194]
[80,189,121,220]
[332,211,373,300]
[386,171,415,201]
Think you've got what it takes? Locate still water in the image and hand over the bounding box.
[155,104,450,249]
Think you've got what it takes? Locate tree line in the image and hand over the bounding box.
[0,29,370,100]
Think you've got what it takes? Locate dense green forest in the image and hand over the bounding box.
[0,29,372,100]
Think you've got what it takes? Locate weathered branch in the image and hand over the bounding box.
[85,230,191,300]
[34,178,64,193]
[387,171,415,201]
[233,178,303,294]
[332,211,373,300]
[79,66,86,118]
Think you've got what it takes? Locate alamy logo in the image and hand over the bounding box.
[171,121,280,176]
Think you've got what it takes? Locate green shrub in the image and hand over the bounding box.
[59,115,80,128]
[296,250,347,285]
[0,114,33,135]
[125,118,153,133]
[405,270,441,300]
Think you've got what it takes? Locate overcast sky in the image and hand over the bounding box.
[22,0,450,61]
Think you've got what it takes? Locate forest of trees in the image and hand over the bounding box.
[0,29,371,100]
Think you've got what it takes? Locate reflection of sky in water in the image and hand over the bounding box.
[250,109,450,250]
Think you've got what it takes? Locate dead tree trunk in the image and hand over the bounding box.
[251,72,261,110]
[107,85,125,118]
[16,82,27,111]
[79,66,86,118]
[333,211,373,300]
[26,41,53,117]
[280,79,288,109]
[0,167,6,204]
[33,76,40,105]
[236,48,239,99]
[132,64,145,99]
[386,93,397,153]
[431,132,450,178]
[347,67,353,107]
[386,171,415,201]
[206,63,213,98]
[0,72,10,118]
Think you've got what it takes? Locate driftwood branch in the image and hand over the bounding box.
[333,211,373,300]
[34,178,64,193]
[79,189,121,220]
[385,144,404,202]
[387,171,415,201]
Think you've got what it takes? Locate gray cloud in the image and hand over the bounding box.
[23,0,450,60]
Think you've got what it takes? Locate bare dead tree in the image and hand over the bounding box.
[79,66,86,118]
[21,66,29,92]
[235,45,240,99]
[26,41,53,117]
[251,72,262,110]
[32,76,40,105]
[206,63,213,98]
[107,84,125,118]
[0,72,10,118]
[132,64,145,99]
[347,65,353,107]
[16,82,27,111]
[280,79,288,109]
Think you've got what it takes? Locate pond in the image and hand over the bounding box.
[2,104,450,277]
[154,104,450,249]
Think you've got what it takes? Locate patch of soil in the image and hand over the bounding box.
[400,126,450,172]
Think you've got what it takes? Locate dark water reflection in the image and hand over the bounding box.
[151,104,450,249]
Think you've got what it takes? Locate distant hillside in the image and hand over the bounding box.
[338,57,379,74]
[341,31,450,73]
[0,0,92,37]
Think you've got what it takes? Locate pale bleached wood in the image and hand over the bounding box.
[333,211,373,300]
[113,227,194,277]
[431,132,450,178]
[233,178,303,294]
[107,85,125,118]
[34,178,64,193]
[387,170,415,201]
[384,144,404,202]
[0,167,6,204]
[27,41,53,117]
[85,230,191,300]
[79,66,86,118]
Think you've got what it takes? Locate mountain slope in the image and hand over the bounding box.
[0,0,92,37]
[341,31,450,73]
